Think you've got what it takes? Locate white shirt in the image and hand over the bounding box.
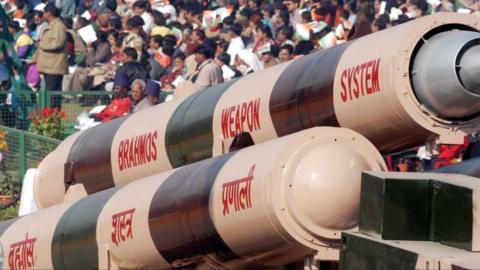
[141,12,154,33]
[153,4,177,24]
[227,36,245,66]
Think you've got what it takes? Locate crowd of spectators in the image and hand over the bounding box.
[1,0,478,114]
[0,0,479,166]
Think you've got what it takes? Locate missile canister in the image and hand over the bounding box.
[34,13,480,208]
[433,157,480,177]
[1,127,385,269]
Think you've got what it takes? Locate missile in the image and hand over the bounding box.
[433,157,480,178]
[1,128,385,269]
[34,13,480,208]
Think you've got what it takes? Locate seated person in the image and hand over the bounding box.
[116,47,149,85]
[91,71,132,122]
[129,79,152,113]
[145,79,161,105]
[160,52,186,90]
[214,53,242,81]
[279,44,294,63]
[68,31,112,91]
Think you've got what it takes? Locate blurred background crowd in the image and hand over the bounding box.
[1,0,479,98]
[0,0,479,171]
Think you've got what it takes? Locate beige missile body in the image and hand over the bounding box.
[1,127,385,268]
[35,13,480,208]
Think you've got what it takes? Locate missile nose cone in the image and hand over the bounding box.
[278,129,386,244]
[290,144,371,231]
[411,30,480,120]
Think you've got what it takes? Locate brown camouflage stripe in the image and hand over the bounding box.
[55,150,252,269]
[148,151,254,267]
[0,155,243,270]
[65,116,129,194]
[59,38,352,203]
[40,14,480,210]
[0,127,389,269]
[165,79,237,168]
[269,42,351,136]
[51,188,119,269]
[164,40,352,168]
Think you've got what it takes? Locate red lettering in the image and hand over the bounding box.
[229,106,235,138]
[145,134,151,162]
[111,208,135,246]
[221,108,230,139]
[353,66,360,98]
[133,136,140,167]
[340,70,348,102]
[118,141,124,171]
[240,103,247,128]
[129,138,135,167]
[353,68,359,98]
[124,139,130,169]
[340,59,381,102]
[222,165,255,216]
[117,131,160,171]
[357,66,364,95]
[365,61,373,94]
[8,234,37,270]
[360,63,367,96]
[220,98,262,138]
[151,131,158,161]
[253,99,261,130]
[247,101,254,131]
[235,104,241,134]
[372,59,380,92]
[347,68,354,100]
[138,135,146,165]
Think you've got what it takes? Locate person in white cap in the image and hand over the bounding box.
[235,49,263,75]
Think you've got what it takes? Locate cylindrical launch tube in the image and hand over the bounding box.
[2,127,385,269]
[34,13,480,208]
[433,157,480,178]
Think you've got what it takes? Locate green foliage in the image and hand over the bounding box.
[0,161,20,222]
[0,202,19,221]
[0,171,19,196]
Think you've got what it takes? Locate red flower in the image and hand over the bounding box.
[28,107,67,139]
[42,108,53,117]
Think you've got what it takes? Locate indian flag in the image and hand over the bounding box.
[319,32,337,49]
[295,24,311,41]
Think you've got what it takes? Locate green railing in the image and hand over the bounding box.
[38,90,113,131]
[0,126,61,220]
[0,90,113,188]
[0,90,114,137]
[0,126,61,191]
[0,90,113,214]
